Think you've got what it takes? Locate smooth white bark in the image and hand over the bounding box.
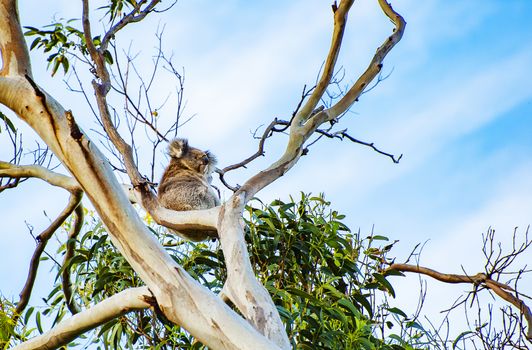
[0,1,284,348]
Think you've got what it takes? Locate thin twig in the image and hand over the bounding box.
[62,204,84,315]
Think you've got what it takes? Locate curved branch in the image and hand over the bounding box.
[292,0,354,126]
[388,263,532,341]
[15,191,83,322]
[82,0,165,223]
[101,1,162,51]
[0,161,80,192]
[218,2,406,346]
[12,287,154,350]
[236,0,405,202]
[307,0,406,130]
[62,204,84,315]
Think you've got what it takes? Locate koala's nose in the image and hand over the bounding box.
[202,155,209,165]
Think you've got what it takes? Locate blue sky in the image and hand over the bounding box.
[1,0,531,341]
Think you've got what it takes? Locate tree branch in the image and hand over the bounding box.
[62,204,84,315]
[0,1,285,347]
[12,287,154,350]
[0,161,80,192]
[215,2,406,346]
[101,0,162,52]
[388,263,532,341]
[292,0,354,127]
[81,0,171,227]
[325,0,405,120]
[15,191,83,323]
[237,0,406,202]
[0,0,31,77]
[123,184,219,234]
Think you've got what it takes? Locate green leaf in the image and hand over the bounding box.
[103,50,114,64]
[35,311,43,334]
[0,111,16,133]
[61,56,70,74]
[372,273,395,298]
[338,298,361,318]
[387,306,407,318]
[370,235,389,241]
[452,330,473,348]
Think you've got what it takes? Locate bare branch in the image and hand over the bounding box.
[0,161,80,192]
[82,0,165,221]
[14,191,83,322]
[101,1,162,52]
[325,0,406,120]
[292,0,355,126]
[12,287,154,350]
[387,263,532,341]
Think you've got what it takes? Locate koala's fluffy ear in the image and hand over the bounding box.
[168,138,188,158]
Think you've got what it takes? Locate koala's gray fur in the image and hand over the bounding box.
[158,138,220,241]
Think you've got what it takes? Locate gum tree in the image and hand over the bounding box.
[0,1,530,349]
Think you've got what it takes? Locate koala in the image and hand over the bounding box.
[158,138,220,241]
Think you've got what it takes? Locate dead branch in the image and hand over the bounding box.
[387,263,532,341]
[11,287,155,350]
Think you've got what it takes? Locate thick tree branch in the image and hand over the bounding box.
[12,287,154,350]
[0,0,30,77]
[1,1,284,347]
[123,184,219,233]
[218,193,291,348]
[388,263,532,341]
[0,161,80,192]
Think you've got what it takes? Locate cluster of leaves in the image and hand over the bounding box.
[5,194,436,349]
[23,1,148,77]
[244,194,421,350]
[24,20,113,77]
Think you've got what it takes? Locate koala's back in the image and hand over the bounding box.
[158,167,218,211]
[158,138,220,213]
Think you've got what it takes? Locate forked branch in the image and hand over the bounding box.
[0,162,84,322]
[218,1,406,348]
[387,263,532,341]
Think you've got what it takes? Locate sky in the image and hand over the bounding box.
[1,0,531,343]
